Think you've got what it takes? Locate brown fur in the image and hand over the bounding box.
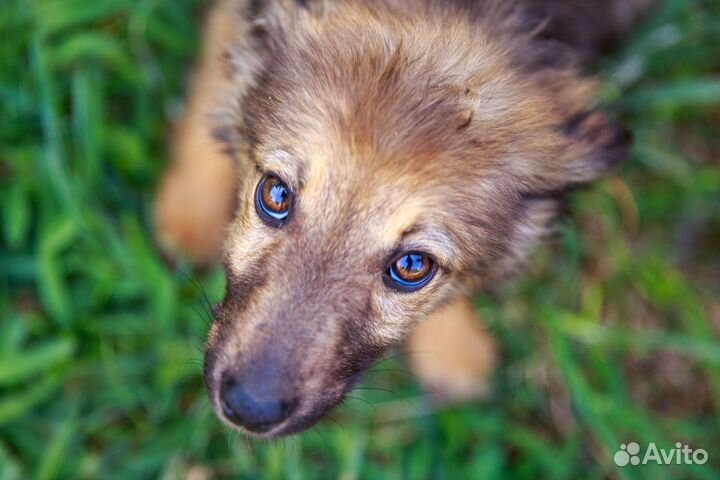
[155,0,652,437]
[407,297,497,401]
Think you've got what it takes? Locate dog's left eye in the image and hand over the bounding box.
[386,252,436,292]
[255,174,292,226]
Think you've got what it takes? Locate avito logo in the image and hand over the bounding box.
[614,442,708,467]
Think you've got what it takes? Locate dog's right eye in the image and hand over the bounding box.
[255,175,292,226]
[385,252,437,292]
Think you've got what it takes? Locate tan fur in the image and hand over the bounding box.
[407,297,497,401]
[154,1,239,263]
[154,0,648,437]
[154,0,264,263]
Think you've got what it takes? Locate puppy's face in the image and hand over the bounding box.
[204,1,630,438]
[208,149,467,437]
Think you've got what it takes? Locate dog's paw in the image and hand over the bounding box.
[406,298,497,403]
[153,148,236,265]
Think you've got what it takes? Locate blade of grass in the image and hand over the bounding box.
[0,338,75,386]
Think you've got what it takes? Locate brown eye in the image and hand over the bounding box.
[255,175,292,225]
[386,252,436,292]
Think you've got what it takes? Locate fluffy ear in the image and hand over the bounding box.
[558,110,632,187]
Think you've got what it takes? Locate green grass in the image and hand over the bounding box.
[1,0,719,478]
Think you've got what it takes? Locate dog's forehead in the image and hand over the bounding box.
[247,8,576,252]
[300,157,427,233]
[254,42,545,194]
[285,150,468,265]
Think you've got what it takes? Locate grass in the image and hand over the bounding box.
[1,0,719,478]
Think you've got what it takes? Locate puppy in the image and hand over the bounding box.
[155,0,653,437]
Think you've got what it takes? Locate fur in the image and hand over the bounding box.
[155,0,653,437]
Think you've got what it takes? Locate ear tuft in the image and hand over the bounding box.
[563,110,632,178]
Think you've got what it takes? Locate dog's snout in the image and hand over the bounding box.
[219,374,298,433]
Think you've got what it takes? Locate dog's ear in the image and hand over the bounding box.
[558,110,632,187]
[502,108,631,197]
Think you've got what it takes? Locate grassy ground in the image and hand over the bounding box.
[1,0,720,478]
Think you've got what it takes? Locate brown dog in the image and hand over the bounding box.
[154,0,652,437]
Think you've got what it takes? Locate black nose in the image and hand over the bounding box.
[220,375,297,432]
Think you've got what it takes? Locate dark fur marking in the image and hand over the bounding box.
[248,0,264,19]
[219,251,271,320]
[563,110,633,171]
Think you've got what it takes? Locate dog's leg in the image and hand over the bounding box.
[406,296,497,403]
[154,0,241,264]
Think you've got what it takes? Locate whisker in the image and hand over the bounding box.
[344,394,377,413]
[366,366,421,380]
[351,386,402,398]
[190,274,218,319]
[184,299,213,328]
[180,271,216,324]
[367,350,415,370]
[325,414,346,434]
[311,425,332,453]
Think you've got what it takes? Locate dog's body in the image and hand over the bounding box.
[155,0,652,437]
